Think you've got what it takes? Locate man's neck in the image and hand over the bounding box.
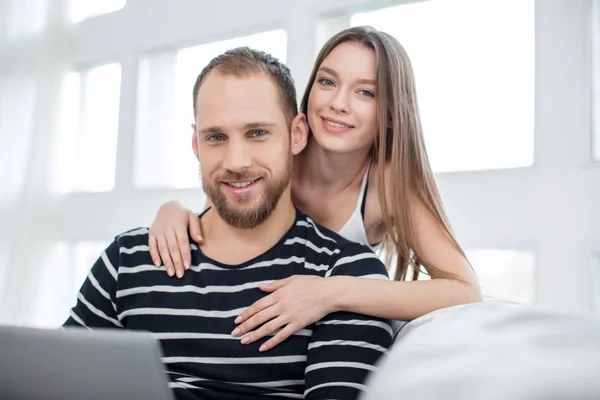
[199,192,297,265]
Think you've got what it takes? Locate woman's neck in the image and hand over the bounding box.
[294,136,371,193]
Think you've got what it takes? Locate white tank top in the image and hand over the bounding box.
[337,161,379,251]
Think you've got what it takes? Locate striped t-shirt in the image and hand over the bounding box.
[64,208,393,400]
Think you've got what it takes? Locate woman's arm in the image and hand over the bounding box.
[379,164,483,313]
[233,271,480,350]
[330,275,481,321]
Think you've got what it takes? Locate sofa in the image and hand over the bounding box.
[361,299,600,399]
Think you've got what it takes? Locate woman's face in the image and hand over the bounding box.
[307,41,378,155]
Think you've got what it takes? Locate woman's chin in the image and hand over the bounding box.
[311,131,370,155]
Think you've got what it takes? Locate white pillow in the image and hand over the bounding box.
[362,300,600,400]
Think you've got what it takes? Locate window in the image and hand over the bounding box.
[380,248,534,305]
[316,15,351,57]
[55,63,122,193]
[351,0,535,173]
[593,0,600,161]
[467,249,535,305]
[135,29,287,189]
[72,241,111,294]
[30,241,108,328]
[0,243,8,318]
[5,0,48,39]
[68,0,126,23]
[0,78,36,199]
[592,254,600,317]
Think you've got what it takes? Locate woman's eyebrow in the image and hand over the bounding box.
[318,66,375,85]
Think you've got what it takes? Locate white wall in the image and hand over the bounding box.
[0,0,598,324]
[440,0,599,314]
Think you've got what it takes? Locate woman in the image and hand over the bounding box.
[149,26,482,351]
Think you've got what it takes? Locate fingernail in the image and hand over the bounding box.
[241,336,250,344]
[184,260,190,270]
[167,268,174,277]
[231,328,240,336]
[176,269,184,278]
[234,316,242,324]
[259,344,267,352]
[196,235,203,243]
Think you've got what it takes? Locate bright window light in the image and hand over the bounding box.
[592,0,600,161]
[0,243,8,316]
[379,247,534,305]
[135,30,287,189]
[467,249,535,305]
[592,254,600,317]
[6,0,48,39]
[55,63,122,193]
[30,241,109,328]
[69,0,126,23]
[352,0,535,173]
[0,78,36,199]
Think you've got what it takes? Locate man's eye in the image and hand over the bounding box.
[207,135,225,142]
[250,130,267,138]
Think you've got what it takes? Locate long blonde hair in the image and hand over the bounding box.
[300,26,467,281]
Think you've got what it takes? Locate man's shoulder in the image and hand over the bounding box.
[105,226,177,272]
[96,227,153,265]
[295,212,372,254]
[112,226,152,247]
[294,212,386,278]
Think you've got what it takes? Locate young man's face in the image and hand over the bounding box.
[192,71,306,229]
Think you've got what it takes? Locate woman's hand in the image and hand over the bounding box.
[148,201,203,278]
[231,275,337,352]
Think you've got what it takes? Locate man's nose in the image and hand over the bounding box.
[222,139,252,172]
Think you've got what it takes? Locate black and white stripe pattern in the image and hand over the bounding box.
[64,209,393,400]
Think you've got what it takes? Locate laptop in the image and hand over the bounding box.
[0,324,175,400]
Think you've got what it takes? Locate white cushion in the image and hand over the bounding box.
[362,300,600,400]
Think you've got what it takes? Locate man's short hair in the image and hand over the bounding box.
[192,47,298,126]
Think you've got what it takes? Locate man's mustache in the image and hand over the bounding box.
[216,171,262,182]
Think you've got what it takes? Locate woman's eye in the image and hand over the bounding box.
[359,89,375,98]
[318,77,334,86]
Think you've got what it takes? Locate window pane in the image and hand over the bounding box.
[30,241,108,328]
[591,254,600,317]
[55,63,121,193]
[0,78,36,199]
[467,249,535,305]
[69,0,126,23]
[72,241,109,296]
[6,0,48,39]
[593,0,600,161]
[351,0,535,173]
[135,30,288,189]
[30,242,71,327]
[378,248,534,304]
[0,242,8,313]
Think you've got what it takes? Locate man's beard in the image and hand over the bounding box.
[202,160,291,229]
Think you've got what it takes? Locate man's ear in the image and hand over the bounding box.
[191,123,200,160]
[290,113,308,155]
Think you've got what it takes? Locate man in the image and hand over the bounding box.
[64,47,393,400]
